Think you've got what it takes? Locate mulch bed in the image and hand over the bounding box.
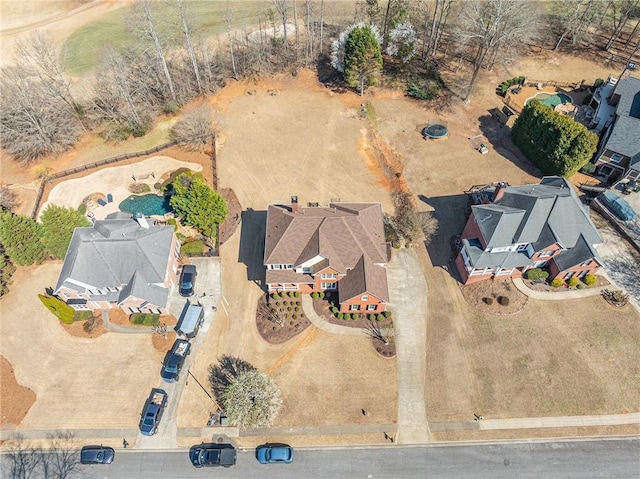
[521,275,609,293]
[459,278,528,315]
[371,337,396,359]
[312,297,393,330]
[218,188,241,245]
[0,356,36,428]
[256,294,311,344]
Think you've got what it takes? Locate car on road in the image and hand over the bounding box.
[179,264,197,297]
[256,443,294,464]
[189,443,236,468]
[161,338,190,382]
[80,445,115,464]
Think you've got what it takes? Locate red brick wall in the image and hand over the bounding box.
[339,293,386,313]
[548,258,600,281]
[460,213,486,248]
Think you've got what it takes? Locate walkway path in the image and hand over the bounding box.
[301,295,361,336]
[386,248,431,444]
[512,277,610,300]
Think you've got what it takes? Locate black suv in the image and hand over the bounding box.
[161,339,190,382]
[189,443,236,468]
[179,264,197,297]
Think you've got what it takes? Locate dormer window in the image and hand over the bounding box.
[611,153,623,163]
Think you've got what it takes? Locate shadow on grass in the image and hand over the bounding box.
[208,355,256,403]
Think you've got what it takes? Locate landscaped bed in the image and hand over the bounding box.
[459,278,528,315]
[256,294,311,344]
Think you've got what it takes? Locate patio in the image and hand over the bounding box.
[39,157,203,221]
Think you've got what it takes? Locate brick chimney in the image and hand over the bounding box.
[492,182,507,203]
[291,195,299,214]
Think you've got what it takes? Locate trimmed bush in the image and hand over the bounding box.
[584,274,597,286]
[368,314,376,321]
[180,240,206,255]
[576,283,584,289]
[525,268,549,281]
[294,306,300,312]
[581,162,596,174]
[77,203,87,215]
[292,314,297,319]
[311,292,319,299]
[343,313,351,320]
[483,297,494,305]
[498,296,510,306]
[167,218,178,231]
[551,278,564,288]
[384,310,392,318]
[130,313,160,325]
[337,312,344,319]
[319,292,325,299]
[283,300,289,306]
[568,277,579,288]
[288,292,296,298]
[272,293,280,299]
[38,294,78,324]
[287,306,292,312]
[352,313,359,320]
[377,314,385,321]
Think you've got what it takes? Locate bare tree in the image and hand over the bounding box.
[169,103,215,150]
[364,323,396,345]
[134,0,177,103]
[41,431,80,479]
[225,12,239,80]
[274,0,290,54]
[456,0,535,101]
[605,0,640,51]
[174,0,203,95]
[0,186,19,211]
[423,0,455,60]
[552,0,602,51]
[259,300,287,327]
[4,434,40,479]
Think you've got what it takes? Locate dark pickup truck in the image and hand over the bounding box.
[189,443,237,468]
[161,339,190,382]
[139,388,167,436]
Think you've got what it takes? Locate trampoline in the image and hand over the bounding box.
[422,124,449,139]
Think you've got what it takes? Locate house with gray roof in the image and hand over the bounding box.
[593,74,640,183]
[264,198,390,313]
[54,216,180,314]
[455,177,603,284]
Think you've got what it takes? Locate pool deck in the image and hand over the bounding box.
[39,156,203,221]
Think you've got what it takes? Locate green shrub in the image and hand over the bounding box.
[332,307,339,314]
[568,277,579,288]
[384,310,392,318]
[294,306,300,312]
[167,218,178,232]
[525,268,549,281]
[593,78,604,88]
[275,301,281,307]
[38,294,78,324]
[498,296,510,306]
[377,314,385,321]
[180,240,205,255]
[287,306,292,312]
[77,203,87,215]
[319,292,325,299]
[337,313,343,319]
[407,80,440,100]
[584,274,597,286]
[483,297,493,305]
[272,293,280,299]
[160,167,192,191]
[130,313,160,325]
[343,313,351,320]
[176,232,187,241]
[295,301,301,306]
[368,314,376,321]
[576,283,584,289]
[311,292,319,299]
[294,291,300,297]
[352,313,359,320]
[581,162,596,174]
[292,314,297,319]
[551,278,564,288]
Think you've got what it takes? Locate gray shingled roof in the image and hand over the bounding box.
[605,76,640,162]
[474,177,602,249]
[463,239,534,269]
[551,234,602,272]
[55,219,174,307]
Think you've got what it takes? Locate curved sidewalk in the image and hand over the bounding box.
[512,277,609,300]
[301,295,362,336]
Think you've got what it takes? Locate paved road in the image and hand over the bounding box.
[4,438,635,479]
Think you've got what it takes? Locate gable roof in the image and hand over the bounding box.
[338,255,390,303]
[55,219,175,307]
[605,76,640,163]
[471,177,602,249]
[551,234,602,272]
[264,203,389,270]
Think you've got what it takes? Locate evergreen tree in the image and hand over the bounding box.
[0,211,47,265]
[170,174,227,237]
[40,205,90,259]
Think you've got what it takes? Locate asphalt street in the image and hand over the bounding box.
[5,438,634,479]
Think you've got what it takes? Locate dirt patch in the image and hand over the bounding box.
[152,330,176,353]
[256,294,311,345]
[59,315,107,338]
[460,278,528,315]
[218,188,241,246]
[0,356,36,428]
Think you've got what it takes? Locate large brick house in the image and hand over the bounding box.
[54,215,180,313]
[455,177,603,284]
[264,198,390,313]
[592,74,640,183]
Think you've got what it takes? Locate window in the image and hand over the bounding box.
[367,304,376,311]
[350,304,360,311]
[303,267,311,274]
[611,153,623,163]
[321,273,337,279]
[321,282,337,289]
[361,295,368,301]
[538,250,554,258]
[516,244,528,251]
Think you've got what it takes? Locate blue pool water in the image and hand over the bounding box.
[119,194,173,216]
[526,92,573,108]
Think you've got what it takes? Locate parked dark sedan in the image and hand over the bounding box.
[80,445,115,464]
[256,443,294,464]
[189,443,236,468]
[179,264,197,297]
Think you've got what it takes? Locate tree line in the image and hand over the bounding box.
[1,0,639,163]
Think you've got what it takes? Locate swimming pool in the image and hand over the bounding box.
[119,194,173,216]
[526,92,573,108]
